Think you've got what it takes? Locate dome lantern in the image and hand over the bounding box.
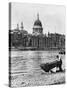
[37,13,39,20]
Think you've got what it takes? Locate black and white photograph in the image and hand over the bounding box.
[9,2,66,87]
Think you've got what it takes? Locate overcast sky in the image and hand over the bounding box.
[11,2,66,34]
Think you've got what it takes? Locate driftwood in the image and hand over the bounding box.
[40,59,62,72]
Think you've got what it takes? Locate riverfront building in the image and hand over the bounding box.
[9,14,65,50]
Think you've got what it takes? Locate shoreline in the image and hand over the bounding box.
[9,47,63,51]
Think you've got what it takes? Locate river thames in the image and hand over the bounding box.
[10,50,65,87]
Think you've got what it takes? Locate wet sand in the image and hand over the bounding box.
[11,70,65,87]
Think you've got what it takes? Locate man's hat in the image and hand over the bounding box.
[56,55,59,58]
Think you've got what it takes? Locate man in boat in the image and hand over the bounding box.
[40,55,63,73]
[50,55,63,73]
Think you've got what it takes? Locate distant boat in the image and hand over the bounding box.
[59,50,65,54]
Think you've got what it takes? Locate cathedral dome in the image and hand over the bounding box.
[33,13,43,35]
[34,13,42,27]
[34,19,42,27]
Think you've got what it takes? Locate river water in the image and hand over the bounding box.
[10,50,65,75]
